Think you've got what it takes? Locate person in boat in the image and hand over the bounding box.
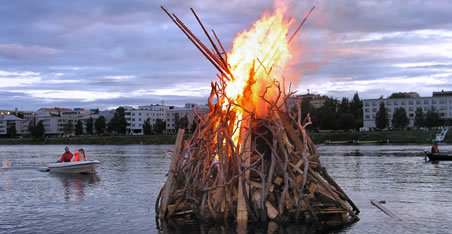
[71,148,86,162]
[431,141,439,154]
[59,147,73,163]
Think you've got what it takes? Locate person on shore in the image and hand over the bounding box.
[71,148,86,162]
[431,142,439,154]
[59,147,73,163]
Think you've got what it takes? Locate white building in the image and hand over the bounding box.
[35,107,90,136]
[0,115,27,136]
[363,91,452,128]
[125,105,169,135]
[287,93,327,110]
[166,103,210,134]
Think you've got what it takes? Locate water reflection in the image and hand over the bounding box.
[158,219,350,234]
[50,173,100,201]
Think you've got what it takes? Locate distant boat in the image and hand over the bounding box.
[47,160,100,174]
[425,153,452,161]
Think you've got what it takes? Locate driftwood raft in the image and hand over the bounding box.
[156,6,359,225]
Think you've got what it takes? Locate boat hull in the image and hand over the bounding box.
[427,153,452,161]
[48,160,100,174]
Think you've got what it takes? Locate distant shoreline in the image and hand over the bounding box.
[0,130,448,145]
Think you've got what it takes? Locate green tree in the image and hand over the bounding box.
[153,119,166,134]
[350,92,363,128]
[86,117,94,134]
[414,107,424,128]
[392,108,409,130]
[338,97,351,115]
[337,113,355,131]
[28,120,45,138]
[142,118,152,135]
[94,108,100,114]
[175,116,189,130]
[425,107,442,128]
[63,121,73,135]
[75,119,83,135]
[108,107,127,135]
[375,102,389,130]
[190,118,198,133]
[316,98,338,130]
[95,116,106,134]
[6,125,16,138]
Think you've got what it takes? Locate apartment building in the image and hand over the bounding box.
[35,107,90,136]
[287,93,327,110]
[0,115,27,136]
[166,103,210,134]
[125,104,170,135]
[363,91,452,128]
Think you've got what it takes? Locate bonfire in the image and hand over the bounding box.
[156,4,359,224]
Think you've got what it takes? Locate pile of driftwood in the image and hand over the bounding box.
[156,6,359,224]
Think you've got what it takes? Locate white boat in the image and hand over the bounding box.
[47,160,100,174]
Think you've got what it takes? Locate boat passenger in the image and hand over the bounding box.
[431,142,439,154]
[72,148,86,162]
[59,147,73,163]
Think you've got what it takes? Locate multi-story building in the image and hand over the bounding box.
[166,103,210,134]
[0,115,27,136]
[35,107,90,136]
[125,104,170,135]
[363,91,452,128]
[287,93,327,110]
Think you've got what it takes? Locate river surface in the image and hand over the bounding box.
[0,144,451,233]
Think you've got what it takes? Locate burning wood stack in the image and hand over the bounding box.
[156,5,359,224]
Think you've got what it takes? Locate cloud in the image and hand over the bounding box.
[0,0,451,110]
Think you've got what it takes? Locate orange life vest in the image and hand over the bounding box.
[72,150,86,162]
[72,152,80,162]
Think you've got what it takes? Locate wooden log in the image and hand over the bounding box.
[371,200,401,221]
[237,125,251,222]
[159,128,185,218]
[309,168,359,221]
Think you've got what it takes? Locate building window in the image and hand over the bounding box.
[386,102,392,106]
[439,106,446,110]
[372,108,377,112]
[365,109,369,112]
[409,113,414,117]
[401,101,406,105]
[416,100,421,105]
[138,118,141,121]
[365,103,370,107]
[432,100,437,104]
[440,113,445,117]
[132,118,135,121]
[424,100,429,104]
[132,113,135,116]
[409,107,414,111]
[409,101,413,105]
[439,99,446,104]
[139,113,141,116]
[372,102,377,106]
[365,115,370,119]
[394,101,399,106]
[387,109,392,113]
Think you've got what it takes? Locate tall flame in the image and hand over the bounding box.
[222,5,294,145]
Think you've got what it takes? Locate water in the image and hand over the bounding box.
[0,144,451,233]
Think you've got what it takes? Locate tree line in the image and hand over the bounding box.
[375,102,447,130]
[292,92,363,131]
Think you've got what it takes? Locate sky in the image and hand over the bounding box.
[1,0,451,111]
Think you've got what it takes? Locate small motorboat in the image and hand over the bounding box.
[425,153,452,161]
[47,160,100,174]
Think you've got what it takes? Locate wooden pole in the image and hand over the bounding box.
[159,128,185,218]
[237,120,251,222]
[371,200,401,221]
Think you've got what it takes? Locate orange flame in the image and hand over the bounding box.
[222,4,294,145]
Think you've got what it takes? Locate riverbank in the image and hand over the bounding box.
[0,130,449,145]
[0,135,178,145]
[309,130,451,144]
